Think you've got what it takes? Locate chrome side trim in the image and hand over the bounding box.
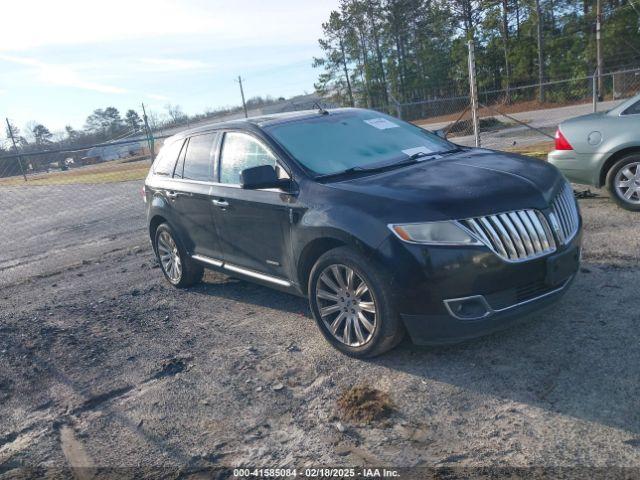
[443,276,573,321]
[192,254,223,267]
[224,264,292,287]
[191,253,292,287]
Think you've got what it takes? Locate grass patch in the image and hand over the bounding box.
[504,140,554,160]
[0,158,150,186]
[337,385,393,424]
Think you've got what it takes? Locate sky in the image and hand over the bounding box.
[0,0,340,134]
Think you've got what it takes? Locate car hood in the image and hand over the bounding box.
[323,148,564,222]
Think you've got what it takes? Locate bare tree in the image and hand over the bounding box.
[165,104,186,124]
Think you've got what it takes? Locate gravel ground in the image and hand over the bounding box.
[0,181,146,288]
[1,188,640,478]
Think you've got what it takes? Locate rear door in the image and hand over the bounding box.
[169,131,223,261]
[209,131,293,278]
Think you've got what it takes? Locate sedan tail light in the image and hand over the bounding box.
[554,129,573,150]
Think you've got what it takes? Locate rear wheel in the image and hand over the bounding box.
[606,154,640,211]
[308,247,404,357]
[155,223,204,288]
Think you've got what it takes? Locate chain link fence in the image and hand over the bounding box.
[400,66,640,157]
[1,56,639,285]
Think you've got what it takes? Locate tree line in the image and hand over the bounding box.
[0,94,293,177]
[313,0,640,112]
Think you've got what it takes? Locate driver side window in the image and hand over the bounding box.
[219,132,286,185]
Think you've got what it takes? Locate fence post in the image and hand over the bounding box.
[389,94,402,120]
[5,118,27,182]
[141,102,155,161]
[467,40,481,148]
[592,71,598,113]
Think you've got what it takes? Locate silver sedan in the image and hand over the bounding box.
[548,93,640,210]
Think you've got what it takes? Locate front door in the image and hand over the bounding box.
[170,132,224,261]
[211,131,292,278]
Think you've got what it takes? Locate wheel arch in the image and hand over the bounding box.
[296,234,377,295]
[148,214,167,252]
[599,146,640,187]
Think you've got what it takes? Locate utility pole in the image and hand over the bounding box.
[596,0,603,100]
[141,103,155,161]
[5,118,27,182]
[467,40,481,148]
[237,76,248,119]
[535,0,545,103]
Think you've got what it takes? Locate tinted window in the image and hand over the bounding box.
[153,139,184,176]
[622,100,640,115]
[219,132,277,184]
[264,110,453,175]
[182,132,218,181]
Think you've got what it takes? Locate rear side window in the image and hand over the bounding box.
[622,100,640,115]
[182,132,218,181]
[219,132,277,184]
[153,139,184,176]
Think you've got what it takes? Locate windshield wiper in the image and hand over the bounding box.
[317,157,421,179]
[316,148,461,180]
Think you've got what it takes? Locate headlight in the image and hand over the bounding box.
[388,221,480,245]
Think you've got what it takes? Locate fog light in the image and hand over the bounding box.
[444,296,492,320]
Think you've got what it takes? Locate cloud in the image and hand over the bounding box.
[0,54,126,94]
[0,0,340,52]
[146,93,170,101]
[139,58,211,72]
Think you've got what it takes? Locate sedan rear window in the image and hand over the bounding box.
[622,99,640,115]
[264,110,452,175]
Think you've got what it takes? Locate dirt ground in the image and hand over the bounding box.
[1,189,640,477]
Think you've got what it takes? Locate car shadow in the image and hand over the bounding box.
[192,265,639,437]
[371,267,640,436]
[190,270,310,316]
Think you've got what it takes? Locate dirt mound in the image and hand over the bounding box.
[337,385,393,423]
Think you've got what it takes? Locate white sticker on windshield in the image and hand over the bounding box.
[402,146,432,157]
[364,118,399,130]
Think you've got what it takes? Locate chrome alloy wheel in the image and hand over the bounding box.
[614,162,640,204]
[157,231,182,283]
[316,264,377,347]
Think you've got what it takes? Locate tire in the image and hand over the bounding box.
[154,223,204,288]
[308,246,405,358]
[606,153,640,211]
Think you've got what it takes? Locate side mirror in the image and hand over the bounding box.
[434,128,447,139]
[240,165,280,189]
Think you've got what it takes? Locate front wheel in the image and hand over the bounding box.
[308,247,404,358]
[606,154,640,211]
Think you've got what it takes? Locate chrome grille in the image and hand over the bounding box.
[550,182,579,244]
[460,210,557,262]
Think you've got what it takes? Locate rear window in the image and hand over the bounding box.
[182,132,218,181]
[153,139,184,176]
[622,99,640,115]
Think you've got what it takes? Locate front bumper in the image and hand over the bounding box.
[375,226,582,345]
[401,274,575,345]
[547,149,607,187]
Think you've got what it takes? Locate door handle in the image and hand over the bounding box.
[212,199,229,207]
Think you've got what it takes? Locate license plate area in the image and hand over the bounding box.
[545,247,580,287]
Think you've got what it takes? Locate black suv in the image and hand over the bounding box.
[144,108,581,357]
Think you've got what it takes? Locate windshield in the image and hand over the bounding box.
[264,110,454,176]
